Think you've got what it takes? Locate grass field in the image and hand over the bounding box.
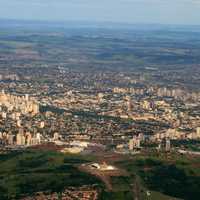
[0,150,200,200]
[115,153,200,200]
[0,150,102,200]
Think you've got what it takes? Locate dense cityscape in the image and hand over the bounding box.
[0,20,200,200]
[1,65,200,152]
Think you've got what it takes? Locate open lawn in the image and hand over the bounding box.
[0,150,102,200]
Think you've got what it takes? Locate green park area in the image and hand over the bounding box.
[116,153,200,200]
[0,150,101,199]
[0,150,200,200]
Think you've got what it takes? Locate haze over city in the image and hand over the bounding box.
[0,1,200,200]
[0,0,200,25]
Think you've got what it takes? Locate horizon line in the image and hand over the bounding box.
[1,18,200,28]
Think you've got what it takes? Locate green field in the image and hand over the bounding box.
[116,153,200,200]
[0,150,200,200]
[0,150,102,199]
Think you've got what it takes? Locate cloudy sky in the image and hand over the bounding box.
[0,0,200,25]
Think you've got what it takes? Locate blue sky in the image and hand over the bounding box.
[0,0,200,25]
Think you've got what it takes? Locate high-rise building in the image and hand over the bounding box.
[2,112,7,119]
[165,139,171,151]
[7,134,15,145]
[25,94,29,101]
[32,103,39,115]
[125,96,132,111]
[36,133,41,144]
[97,93,104,103]
[17,120,21,127]
[40,121,45,128]
[129,136,140,150]
[16,132,26,146]
[25,132,32,146]
[53,132,60,141]
[197,127,200,138]
[129,138,134,151]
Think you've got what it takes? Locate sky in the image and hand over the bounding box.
[0,0,200,25]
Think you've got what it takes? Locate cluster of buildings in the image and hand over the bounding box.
[0,90,39,116]
[0,85,199,153]
[0,91,41,147]
[0,65,199,154]
[129,136,141,150]
[0,129,42,147]
[150,128,200,141]
[113,86,200,101]
[21,187,98,200]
